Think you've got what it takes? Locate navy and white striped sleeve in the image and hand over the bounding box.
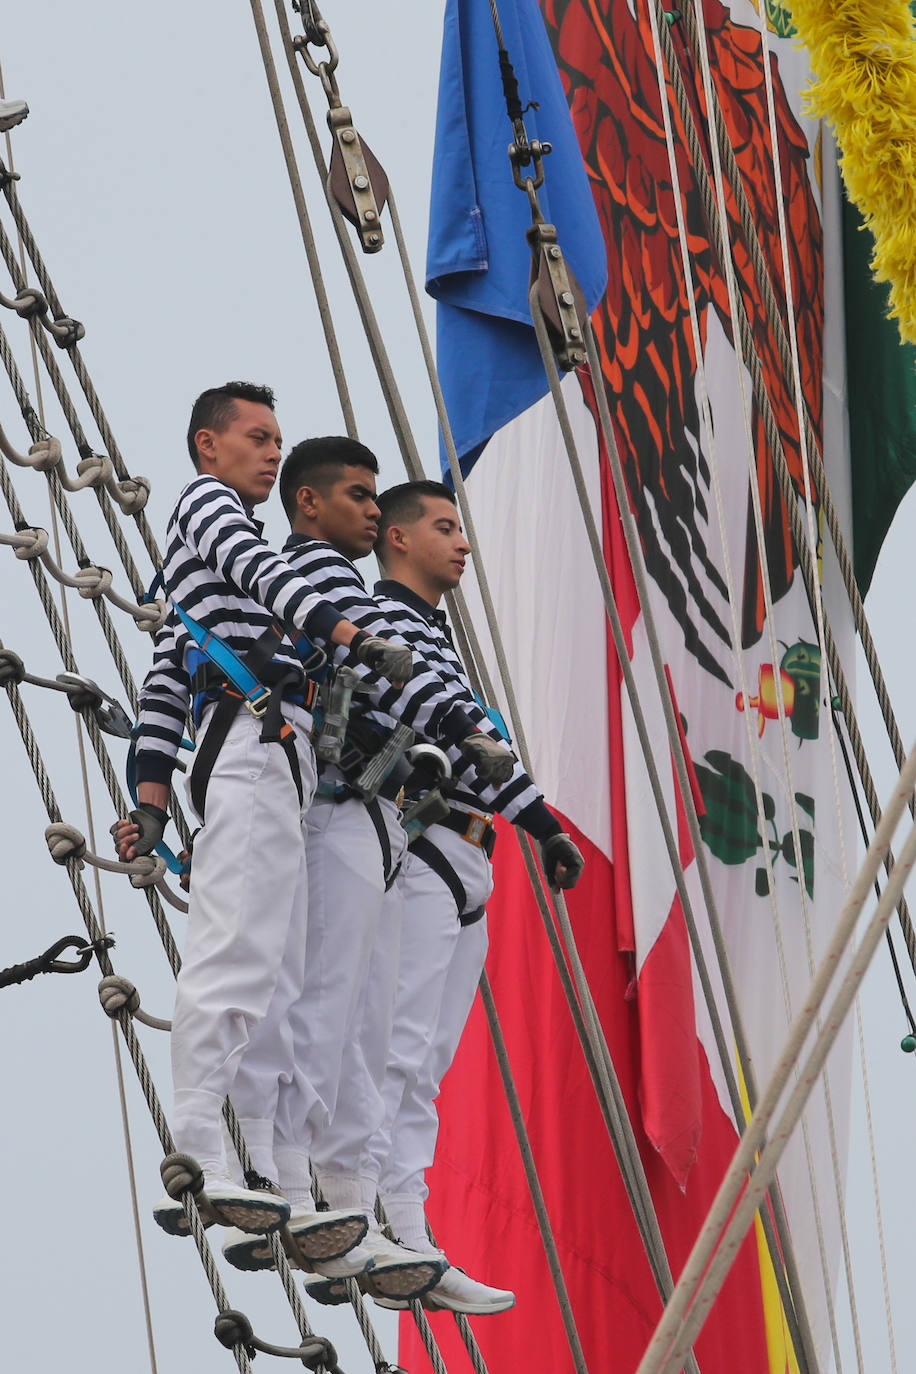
[284,539,478,746]
[175,477,343,642]
[134,611,190,785]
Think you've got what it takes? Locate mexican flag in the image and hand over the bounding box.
[400,0,916,1369]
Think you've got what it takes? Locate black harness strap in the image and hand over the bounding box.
[365,796,400,892]
[188,621,309,823]
[409,835,485,926]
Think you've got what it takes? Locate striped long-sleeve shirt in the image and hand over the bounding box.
[282,536,478,747]
[134,476,344,784]
[373,579,559,839]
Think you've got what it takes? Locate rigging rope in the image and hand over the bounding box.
[635,742,916,1374]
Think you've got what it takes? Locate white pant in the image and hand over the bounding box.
[362,821,493,1203]
[170,703,316,1169]
[273,789,406,1200]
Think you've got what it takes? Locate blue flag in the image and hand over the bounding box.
[427,0,607,472]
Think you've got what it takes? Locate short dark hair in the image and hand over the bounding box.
[186,381,276,467]
[375,480,456,562]
[279,436,380,521]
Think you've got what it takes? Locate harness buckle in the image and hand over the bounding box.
[463,813,492,848]
[244,687,272,719]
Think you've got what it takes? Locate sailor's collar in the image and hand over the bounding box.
[375,578,447,628]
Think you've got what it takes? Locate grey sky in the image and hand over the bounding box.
[0,3,913,1373]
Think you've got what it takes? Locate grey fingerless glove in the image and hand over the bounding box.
[351,630,412,684]
[127,803,168,857]
[459,733,516,787]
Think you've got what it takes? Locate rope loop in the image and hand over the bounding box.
[70,453,114,490]
[160,1151,205,1201]
[28,436,62,472]
[45,314,85,349]
[98,973,141,1018]
[0,934,113,990]
[214,1310,256,1357]
[109,474,151,515]
[11,526,48,560]
[214,1310,340,1368]
[5,285,48,320]
[128,854,168,888]
[0,648,26,686]
[74,564,113,600]
[44,821,87,867]
[132,597,168,634]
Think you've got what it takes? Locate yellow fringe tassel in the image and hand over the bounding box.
[787,0,916,344]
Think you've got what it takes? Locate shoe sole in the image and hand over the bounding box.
[303,1278,352,1307]
[153,1205,195,1237]
[362,1257,448,1302]
[290,1213,369,1263]
[207,1197,289,1233]
[224,1214,369,1272]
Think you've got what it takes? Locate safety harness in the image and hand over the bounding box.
[409,809,496,927]
[314,714,415,891]
[175,601,324,821]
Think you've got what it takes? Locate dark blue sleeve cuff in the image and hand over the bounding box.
[515,800,562,841]
[442,707,481,746]
[304,601,345,643]
[134,752,178,786]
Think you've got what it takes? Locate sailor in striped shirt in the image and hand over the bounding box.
[306,476,584,1315]
[115,384,411,1254]
[221,437,519,1299]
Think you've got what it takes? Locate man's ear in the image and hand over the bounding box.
[386,522,409,557]
[296,483,322,519]
[194,428,216,468]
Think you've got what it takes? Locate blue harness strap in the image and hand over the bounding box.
[474,692,512,744]
[174,602,272,717]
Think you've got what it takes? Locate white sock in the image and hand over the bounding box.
[381,1193,434,1251]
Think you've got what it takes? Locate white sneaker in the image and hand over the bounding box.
[330,1228,446,1301]
[424,1263,516,1314]
[222,1204,369,1272]
[152,1193,197,1237]
[0,99,28,133]
[371,1250,515,1314]
[303,1274,352,1306]
[152,1171,288,1236]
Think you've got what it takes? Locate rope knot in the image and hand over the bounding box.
[301,1335,339,1371]
[44,822,87,867]
[134,598,167,634]
[47,315,85,348]
[129,855,167,888]
[214,1311,255,1355]
[75,565,112,599]
[28,437,62,472]
[74,454,113,489]
[98,974,140,1018]
[13,526,48,560]
[111,475,151,515]
[12,287,48,320]
[0,649,26,686]
[160,1151,205,1201]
